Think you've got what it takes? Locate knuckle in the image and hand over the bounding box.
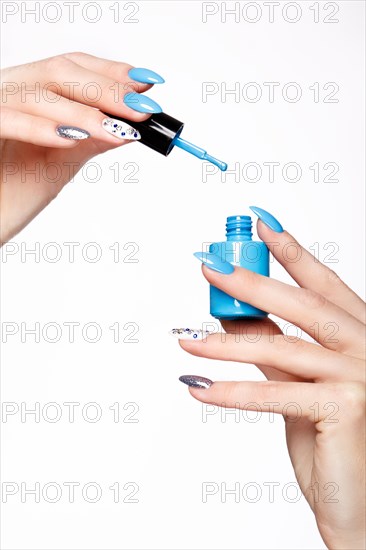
[272,336,289,353]
[296,288,327,310]
[273,335,294,351]
[62,51,84,60]
[43,54,71,74]
[325,268,342,286]
[22,60,41,73]
[316,268,344,300]
[105,60,127,77]
[331,382,365,415]
[341,382,365,409]
[273,335,307,354]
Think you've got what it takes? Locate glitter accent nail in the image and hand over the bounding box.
[56,126,90,140]
[169,328,210,340]
[102,118,141,140]
[179,375,213,389]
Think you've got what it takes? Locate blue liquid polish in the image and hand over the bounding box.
[173,135,227,171]
[209,215,269,319]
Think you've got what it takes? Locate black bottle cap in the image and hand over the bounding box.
[104,112,184,156]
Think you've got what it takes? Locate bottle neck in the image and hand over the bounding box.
[226,215,253,241]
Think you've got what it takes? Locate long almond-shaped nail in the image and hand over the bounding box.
[193,251,234,275]
[56,126,90,140]
[123,92,162,113]
[102,118,141,140]
[179,375,213,389]
[249,206,284,233]
[128,67,165,84]
[169,328,210,340]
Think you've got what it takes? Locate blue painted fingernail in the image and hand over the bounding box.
[128,67,165,84]
[193,251,234,275]
[249,206,284,233]
[123,92,162,113]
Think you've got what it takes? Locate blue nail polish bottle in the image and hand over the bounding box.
[209,216,269,319]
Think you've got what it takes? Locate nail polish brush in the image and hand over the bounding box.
[172,135,227,171]
[104,112,227,171]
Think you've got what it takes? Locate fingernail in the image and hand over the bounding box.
[193,251,234,275]
[249,206,284,233]
[128,67,165,84]
[123,92,162,114]
[56,126,90,140]
[102,118,141,140]
[179,375,213,389]
[169,328,210,340]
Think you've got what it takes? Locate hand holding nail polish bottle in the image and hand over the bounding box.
[209,215,269,319]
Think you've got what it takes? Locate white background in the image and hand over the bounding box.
[1,1,365,549]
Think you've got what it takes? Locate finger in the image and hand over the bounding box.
[198,259,365,357]
[0,107,88,147]
[255,218,365,324]
[10,55,158,122]
[221,317,282,337]
[179,333,363,382]
[62,52,154,92]
[3,89,142,145]
[0,137,122,245]
[221,318,301,382]
[183,378,337,423]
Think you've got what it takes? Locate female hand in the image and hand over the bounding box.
[173,207,365,550]
[0,52,164,243]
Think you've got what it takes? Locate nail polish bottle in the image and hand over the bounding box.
[209,215,269,320]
